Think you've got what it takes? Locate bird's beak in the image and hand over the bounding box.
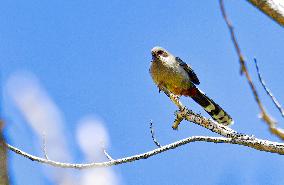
[151,51,157,60]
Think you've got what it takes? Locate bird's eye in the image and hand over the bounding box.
[157,50,164,55]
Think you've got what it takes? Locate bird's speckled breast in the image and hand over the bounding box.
[150,59,192,95]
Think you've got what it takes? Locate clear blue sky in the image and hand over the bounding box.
[1,0,284,184]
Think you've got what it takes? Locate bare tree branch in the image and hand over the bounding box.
[247,0,284,26]
[161,88,239,138]
[6,131,284,170]
[0,71,9,184]
[219,0,284,140]
[5,85,284,169]
[254,58,284,117]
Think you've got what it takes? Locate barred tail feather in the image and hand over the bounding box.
[191,88,233,126]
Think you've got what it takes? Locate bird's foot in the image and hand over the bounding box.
[157,83,166,94]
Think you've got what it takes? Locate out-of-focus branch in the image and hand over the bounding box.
[219,0,284,140]
[0,70,9,184]
[0,121,9,185]
[247,0,284,26]
[220,0,246,74]
[254,58,284,117]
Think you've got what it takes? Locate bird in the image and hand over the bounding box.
[149,46,233,126]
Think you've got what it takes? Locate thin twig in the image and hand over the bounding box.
[254,58,284,117]
[103,148,114,161]
[100,142,114,161]
[42,133,49,160]
[149,120,162,148]
[219,0,284,140]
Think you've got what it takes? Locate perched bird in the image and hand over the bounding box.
[150,46,233,125]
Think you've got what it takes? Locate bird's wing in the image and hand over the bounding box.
[176,57,200,85]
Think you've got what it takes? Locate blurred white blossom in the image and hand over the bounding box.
[6,72,71,160]
[81,169,119,185]
[77,117,109,160]
[6,72,74,185]
[77,117,120,185]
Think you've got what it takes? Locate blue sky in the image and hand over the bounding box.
[1,0,284,184]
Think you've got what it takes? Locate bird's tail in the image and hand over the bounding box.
[191,87,233,126]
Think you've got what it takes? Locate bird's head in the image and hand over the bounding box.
[151,46,170,61]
